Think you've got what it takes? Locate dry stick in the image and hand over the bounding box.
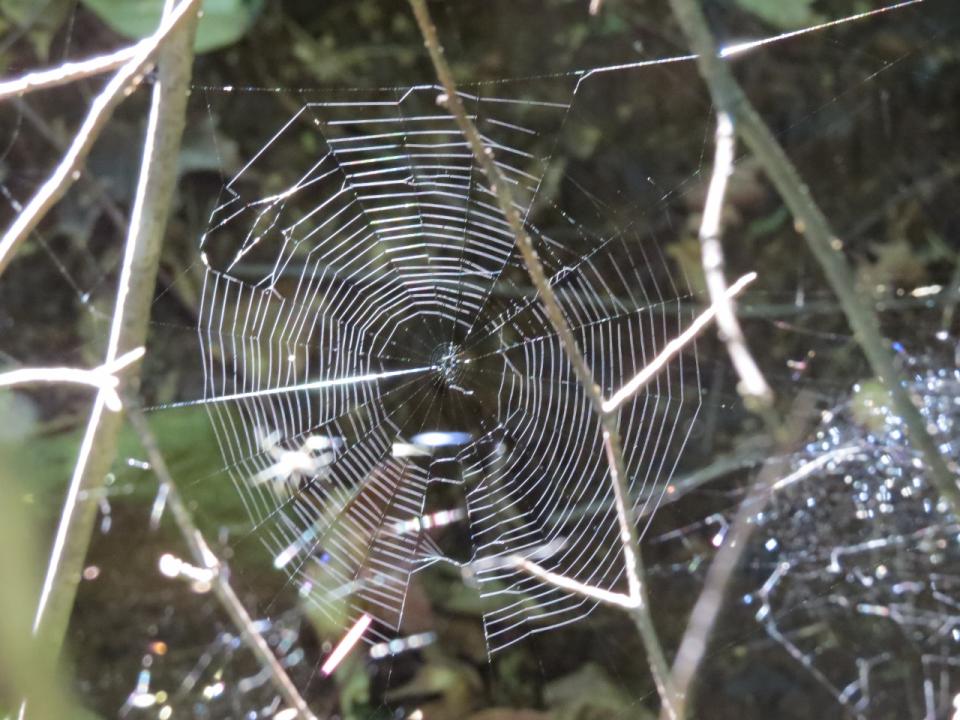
[125,407,318,720]
[697,112,772,408]
[0,348,144,412]
[603,272,756,413]
[0,0,202,277]
[31,0,201,660]
[507,557,641,610]
[407,1,678,715]
[0,42,140,102]
[666,0,960,512]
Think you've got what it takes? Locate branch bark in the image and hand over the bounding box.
[0,348,144,412]
[31,0,201,660]
[666,0,959,512]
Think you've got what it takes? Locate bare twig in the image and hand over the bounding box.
[666,0,960,511]
[0,0,202,277]
[408,1,679,714]
[509,557,638,609]
[126,406,318,720]
[0,348,144,411]
[0,43,140,102]
[697,113,772,407]
[31,0,201,659]
[603,272,756,413]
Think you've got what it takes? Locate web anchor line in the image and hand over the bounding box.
[156,365,436,410]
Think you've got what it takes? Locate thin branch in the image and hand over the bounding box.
[0,0,202,277]
[602,272,756,413]
[126,406,318,720]
[408,2,678,715]
[510,556,638,610]
[666,0,960,512]
[697,113,772,406]
[665,394,816,720]
[0,348,144,411]
[31,0,201,658]
[408,0,603,415]
[0,42,140,102]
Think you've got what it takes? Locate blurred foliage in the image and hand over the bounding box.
[732,0,822,29]
[79,0,263,52]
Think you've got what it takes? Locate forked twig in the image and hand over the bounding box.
[0,0,203,277]
[0,43,140,102]
[408,0,679,714]
[508,556,639,610]
[126,406,318,720]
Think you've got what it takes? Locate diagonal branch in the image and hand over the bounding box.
[509,556,638,610]
[602,272,756,413]
[0,348,144,412]
[666,0,960,513]
[408,1,679,715]
[665,394,817,720]
[0,42,140,102]
[0,0,202,277]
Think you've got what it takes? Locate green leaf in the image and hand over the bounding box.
[80,0,263,53]
[734,0,823,30]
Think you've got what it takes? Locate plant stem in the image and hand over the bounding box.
[31,0,200,659]
[407,0,678,714]
[666,0,959,512]
[697,112,771,407]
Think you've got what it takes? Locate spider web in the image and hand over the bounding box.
[11,0,946,715]
[187,79,699,655]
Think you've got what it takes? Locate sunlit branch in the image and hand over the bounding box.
[602,272,756,414]
[698,114,772,406]
[665,394,817,720]
[0,43,141,102]
[31,0,201,662]
[0,348,144,412]
[126,406,318,720]
[509,556,639,610]
[0,0,203,277]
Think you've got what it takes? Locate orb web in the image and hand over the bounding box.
[192,82,701,654]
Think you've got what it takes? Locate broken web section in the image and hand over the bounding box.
[193,80,701,655]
